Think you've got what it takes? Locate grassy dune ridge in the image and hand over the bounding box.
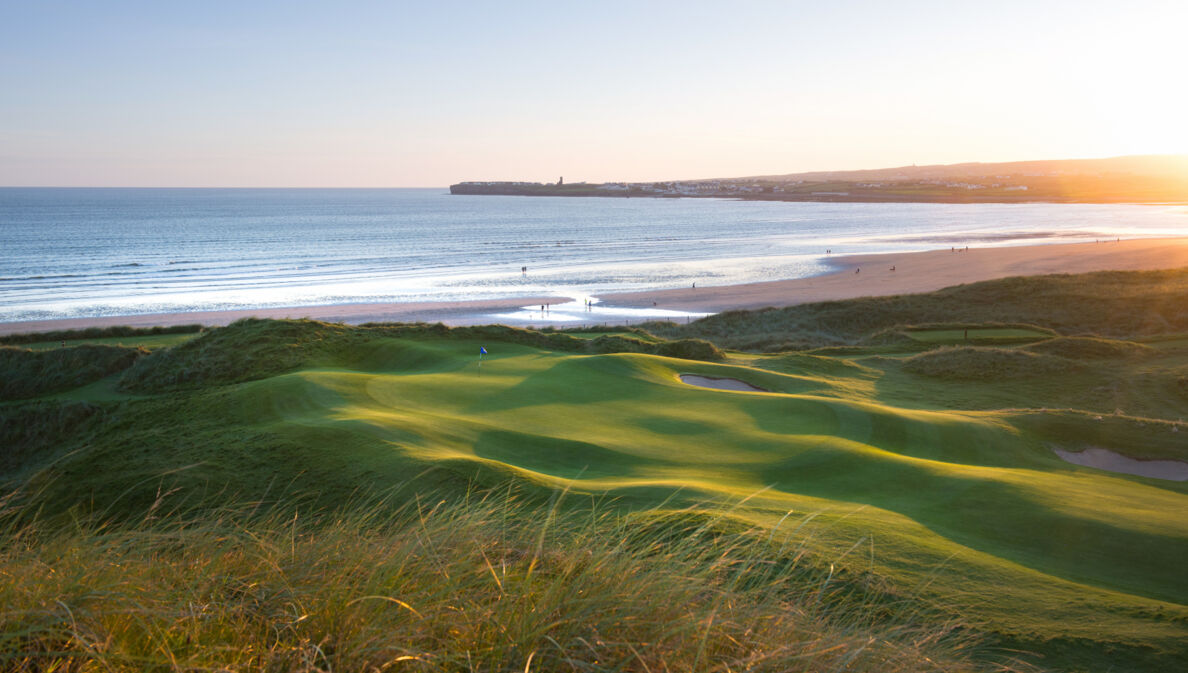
[118,320,722,393]
[0,490,1009,672]
[644,268,1188,350]
[3,270,1188,672]
[0,344,147,401]
[0,323,202,346]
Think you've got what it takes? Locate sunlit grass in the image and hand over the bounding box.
[5,270,1188,673]
[0,491,1010,672]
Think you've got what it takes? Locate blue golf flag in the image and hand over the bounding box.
[480,346,487,355]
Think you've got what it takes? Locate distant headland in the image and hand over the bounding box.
[451,154,1188,204]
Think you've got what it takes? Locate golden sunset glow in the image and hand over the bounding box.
[1,1,1186,186]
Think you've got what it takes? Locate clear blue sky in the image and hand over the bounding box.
[2,0,1185,186]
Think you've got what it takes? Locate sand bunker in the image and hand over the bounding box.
[680,374,769,393]
[1053,447,1188,481]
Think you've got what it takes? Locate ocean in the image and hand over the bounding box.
[1,187,1185,324]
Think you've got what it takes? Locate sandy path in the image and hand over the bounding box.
[4,237,1188,336]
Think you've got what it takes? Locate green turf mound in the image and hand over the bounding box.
[5,312,1187,673]
[336,338,472,373]
[119,319,357,393]
[651,337,722,360]
[1009,410,1187,462]
[0,344,147,400]
[903,346,1072,380]
[366,323,722,361]
[0,401,102,474]
[121,319,724,393]
[1025,336,1155,360]
[756,352,882,378]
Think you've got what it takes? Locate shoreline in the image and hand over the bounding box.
[4,236,1188,337]
[601,236,1188,312]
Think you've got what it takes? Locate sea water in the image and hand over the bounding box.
[1,187,1185,323]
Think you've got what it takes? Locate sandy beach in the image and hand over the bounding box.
[4,236,1188,336]
[602,236,1188,312]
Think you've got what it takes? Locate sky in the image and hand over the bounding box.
[1,0,1186,187]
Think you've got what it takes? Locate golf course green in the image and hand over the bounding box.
[3,271,1187,672]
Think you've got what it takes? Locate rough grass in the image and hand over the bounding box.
[0,494,1010,673]
[120,319,722,393]
[0,323,202,346]
[118,319,358,392]
[0,344,146,401]
[902,347,1073,381]
[904,325,1057,343]
[0,401,102,475]
[4,316,1187,672]
[645,268,1188,351]
[1009,410,1188,461]
[1024,336,1154,360]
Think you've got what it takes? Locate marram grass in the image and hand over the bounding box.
[0,491,1023,673]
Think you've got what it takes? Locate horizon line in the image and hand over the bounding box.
[5,152,1185,190]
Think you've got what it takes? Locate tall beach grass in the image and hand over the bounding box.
[0,488,1026,672]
